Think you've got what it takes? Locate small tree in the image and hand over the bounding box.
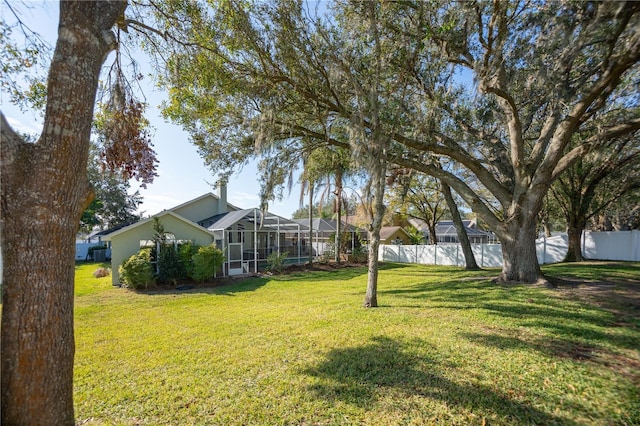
[156,245,184,284]
[178,242,200,279]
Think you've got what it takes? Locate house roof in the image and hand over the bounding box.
[435,220,491,237]
[103,194,309,242]
[207,208,309,232]
[408,218,492,237]
[293,218,360,233]
[168,192,241,214]
[102,210,214,241]
[207,209,257,231]
[89,223,135,238]
[380,226,409,241]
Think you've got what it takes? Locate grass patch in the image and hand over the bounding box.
[74,261,640,425]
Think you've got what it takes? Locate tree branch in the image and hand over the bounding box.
[552,118,640,180]
[390,155,504,232]
[0,110,27,169]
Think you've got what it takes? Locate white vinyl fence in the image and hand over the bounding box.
[379,230,640,267]
[1,231,638,285]
[582,230,640,261]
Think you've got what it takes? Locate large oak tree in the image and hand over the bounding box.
[385,0,640,282]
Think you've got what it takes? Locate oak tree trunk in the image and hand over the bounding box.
[496,219,544,284]
[564,218,586,262]
[1,2,124,424]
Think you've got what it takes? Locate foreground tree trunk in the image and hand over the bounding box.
[1,2,124,424]
[441,182,479,270]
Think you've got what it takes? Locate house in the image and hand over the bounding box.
[409,218,495,244]
[293,218,366,253]
[103,185,308,286]
[379,226,413,245]
[342,216,415,245]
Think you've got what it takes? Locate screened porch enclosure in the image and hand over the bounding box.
[206,208,311,276]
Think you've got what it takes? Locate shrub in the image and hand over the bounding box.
[119,249,155,289]
[92,267,111,278]
[318,251,331,264]
[178,242,200,279]
[157,244,185,284]
[266,251,288,274]
[350,245,368,263]
[192,244,225,282]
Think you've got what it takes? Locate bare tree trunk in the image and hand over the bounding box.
[441,182,479,270]
[1,2,123,424]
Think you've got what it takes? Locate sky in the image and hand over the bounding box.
[1,1,303,219]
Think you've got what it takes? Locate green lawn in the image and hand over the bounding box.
[74,262,640,425]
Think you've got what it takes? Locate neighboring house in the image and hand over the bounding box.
[293,218,366,253]
[380,226,413,245]
[409,218,495,244]
[103,186,308,285]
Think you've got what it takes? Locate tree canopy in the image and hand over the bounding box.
[145,0,639,284]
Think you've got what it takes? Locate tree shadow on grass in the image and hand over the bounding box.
[381,278,638,350]
[379,279,502,306]
[274,267,368,283]
[379,277,640,386]
[142,277,270,296]
[478,301,640,352]
[279,261,408,282]
[302,336,575,425]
